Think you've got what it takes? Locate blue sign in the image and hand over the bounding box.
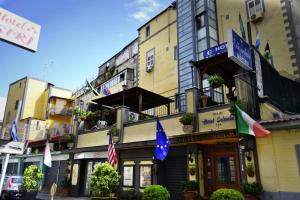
[203,43,227,59]
[227,29,252,70]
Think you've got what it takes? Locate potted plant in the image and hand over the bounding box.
[22,165,44,200]
[245,163,255,178]
[211,188,244,200]
[90,162,120,199]
[107,127,120,143]
[179,113,194,134]
[243,182,263,200]
[181,180,198,200]
[64,133,75,149]
[142,185,170,200]
[208,74,224,88]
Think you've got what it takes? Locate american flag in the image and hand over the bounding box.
[108,133,117,166]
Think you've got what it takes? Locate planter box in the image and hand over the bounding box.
[22,191,37,200]
[183,125,193,134]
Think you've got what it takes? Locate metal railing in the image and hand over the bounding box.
[48,107,73,116]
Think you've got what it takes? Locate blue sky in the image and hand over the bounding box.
[0,0,173,97]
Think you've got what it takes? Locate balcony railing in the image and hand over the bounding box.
[48,107,73,116]
[126,93,186,122]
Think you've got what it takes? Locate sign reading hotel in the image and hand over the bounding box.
[199,108,236,132]
[203,43,227,59]
[0,8,41,52]
[227,29,252,71]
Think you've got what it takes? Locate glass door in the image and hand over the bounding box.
[83,161,93,196]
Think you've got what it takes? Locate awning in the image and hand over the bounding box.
[91,87,174,112]
[191,53,240,87]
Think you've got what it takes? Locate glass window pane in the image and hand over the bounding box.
[208,0,215,11]
[209,26,217,40]
[208,17,216,29]
[210,39,218,47]
[217,156,236,184]
[140,165,152,187]
[123,166,134,187]
[197,27,206,40]
[198,52,204,60]
[198,39,207,52]
[208,10,216,20]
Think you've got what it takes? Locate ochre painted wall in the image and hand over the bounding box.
[256,130,300,193]
[77,130,108,148]
[21,78,48,120]
[123,115,184,143]
[217,0,297,79]
[260,102,282,121]
[138,7,178,97]
[49,86,73,99]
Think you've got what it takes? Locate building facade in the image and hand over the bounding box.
[1,77,74,192]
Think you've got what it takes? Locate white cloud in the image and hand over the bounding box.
[128,0,163,22]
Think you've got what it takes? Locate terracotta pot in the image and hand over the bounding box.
[112,136,119,143]
[183,191,197,200]
[183,125,193,134]
[244,194,262,200]
[61,187,69,197]
[201,95,208,108]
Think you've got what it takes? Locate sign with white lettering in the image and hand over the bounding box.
[203,43,227,59]
[227,29,252,71]
[0,8,41,52]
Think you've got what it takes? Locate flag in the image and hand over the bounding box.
[255,25,260,49]
[10,120,19,142]
[264,41,272,61]
[155,119,170,161]
[108,133,117,166]
[235,105,271,137]
[44,142,52,167]
[239,13,246,40]
[102,85,111,96]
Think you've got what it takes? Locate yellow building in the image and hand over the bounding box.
[138,3,178,97]
[217,0,299,80]
[2,77,74,142]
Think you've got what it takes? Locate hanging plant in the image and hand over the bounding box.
[245,163,255,177]
[208,74,224,88]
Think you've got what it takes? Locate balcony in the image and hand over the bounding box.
[48,106,73,117]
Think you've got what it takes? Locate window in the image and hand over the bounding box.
[196,13,205,30]
[174,46,178,60]
[146,48,155,71]
[36,121,40,131]
[120,73,125,82]
[247,0,264,17]
[296,145,300,174]
[19,82,22,88]
[140,165,152,187]
[145,25,150,37]
[14,100,19,110]
[123,165,134,187]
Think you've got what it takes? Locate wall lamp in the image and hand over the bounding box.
[188,152,194,163]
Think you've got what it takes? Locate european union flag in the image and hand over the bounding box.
[155,119,170,161]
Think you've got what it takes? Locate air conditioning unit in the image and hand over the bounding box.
[26,147,32,155]
[146,65,153,72]
[250,11,264,23]
[128,111,139,122]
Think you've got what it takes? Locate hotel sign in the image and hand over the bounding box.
[227,29,252,71]
[203,43,227,59]
[198,108,236,132]
[0,8,41,52]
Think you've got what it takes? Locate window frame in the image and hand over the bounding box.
[123,164,135,188]
[146,48,155,70]
[145,25,150,38]
[139,164,153,188]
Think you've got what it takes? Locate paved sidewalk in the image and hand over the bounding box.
[37,192,89,200]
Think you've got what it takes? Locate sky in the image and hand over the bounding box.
[0,0,173,97]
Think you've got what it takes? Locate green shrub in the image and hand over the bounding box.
[23,165,44,192]
[243,182,263,195]
[210,188,244,200]
[142,185,170,200]
[179,113,194,125]
[208,74,224,88]
[181,180,198,192]
[90,162,120,197]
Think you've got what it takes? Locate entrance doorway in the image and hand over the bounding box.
[203,143,241,196]
[81,160,101,196]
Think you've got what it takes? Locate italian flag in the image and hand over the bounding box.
[235,105,271,137]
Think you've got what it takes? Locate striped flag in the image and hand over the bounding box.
[10,120,19,142]
[44,142,52,167]
[108,133,117,166]
[235,105,271,137]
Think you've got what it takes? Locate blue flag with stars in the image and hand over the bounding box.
[155,119,170,161]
